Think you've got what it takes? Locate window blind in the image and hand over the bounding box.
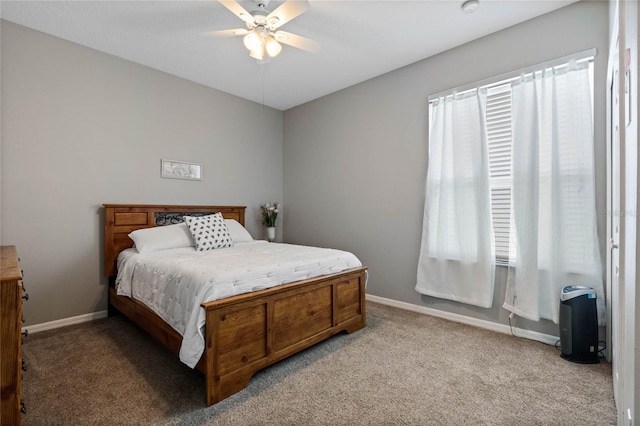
[486,83,513,262]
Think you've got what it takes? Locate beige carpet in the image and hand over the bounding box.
[22,302,616,425]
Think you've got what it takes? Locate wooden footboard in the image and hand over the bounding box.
[201,267,367,405]
[109,267,366,405]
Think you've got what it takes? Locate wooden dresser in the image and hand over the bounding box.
[1,246,25,425]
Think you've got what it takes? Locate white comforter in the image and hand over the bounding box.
[115,241,362,368]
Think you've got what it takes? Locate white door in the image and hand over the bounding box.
[610,67,622,404]
[607,33,624,413]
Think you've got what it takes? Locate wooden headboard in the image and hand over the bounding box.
[103,204,246,277]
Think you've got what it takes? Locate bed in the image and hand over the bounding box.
[103,204,367,406]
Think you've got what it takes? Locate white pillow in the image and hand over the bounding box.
[184,213,234,251]
[224,219,254,243]
[129,222,194,253]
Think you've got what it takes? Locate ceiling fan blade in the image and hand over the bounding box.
[201,28,250,37]
[266,0,310,28]
[274,30,320,53]
[219,0,254,24]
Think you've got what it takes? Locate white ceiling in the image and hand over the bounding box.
[0,0,578,110]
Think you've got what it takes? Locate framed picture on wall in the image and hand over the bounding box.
[161,159,203,181]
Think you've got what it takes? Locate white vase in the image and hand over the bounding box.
[266,227,276,242]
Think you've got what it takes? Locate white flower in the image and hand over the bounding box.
[261,202,280,227]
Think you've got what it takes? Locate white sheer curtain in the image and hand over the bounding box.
[416,89,496,308]
[504,62,605,324]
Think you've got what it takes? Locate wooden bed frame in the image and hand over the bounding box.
[103,204,367,406]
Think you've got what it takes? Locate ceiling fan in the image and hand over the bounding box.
[206,0,320,61]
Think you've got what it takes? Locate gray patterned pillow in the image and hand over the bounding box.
[184,213,234,251]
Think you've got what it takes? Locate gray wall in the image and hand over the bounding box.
[0,21,283,326]
[283,1,609,336]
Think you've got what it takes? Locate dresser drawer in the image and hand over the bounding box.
[1,246,24,426]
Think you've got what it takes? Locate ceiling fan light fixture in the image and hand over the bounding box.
[215,0,319,61]
[249,47,264,61]
[461,0,479,13]
[243,31,262,51]
[265,37,282,57]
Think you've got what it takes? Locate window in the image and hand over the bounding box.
[428,57,594,265]
[422,50,603,321]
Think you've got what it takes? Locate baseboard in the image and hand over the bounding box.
[366,294,559,346]
[23,310,109,334]
[24,297,558,345]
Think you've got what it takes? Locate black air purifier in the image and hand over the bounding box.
[559,286,599,364]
